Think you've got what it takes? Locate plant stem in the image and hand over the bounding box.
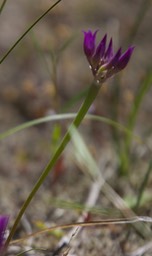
[5,81,100,248]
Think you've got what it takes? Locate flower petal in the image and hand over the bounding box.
[105,38,113,60]
[116,46,134,70]
[91,34,107,70]
[107,47,122,68]
[83,30,98,59]
[94,34,107,59]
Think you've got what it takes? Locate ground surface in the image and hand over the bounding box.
[0,0,152,255]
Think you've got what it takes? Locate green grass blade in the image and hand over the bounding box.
[0,0,7,14]
[0,0,62,64]
[0,113,140,143]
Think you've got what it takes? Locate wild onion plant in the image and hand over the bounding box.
[3,29,134,252]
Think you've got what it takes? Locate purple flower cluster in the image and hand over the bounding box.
[0,216,9,251]
[83,30,134,83]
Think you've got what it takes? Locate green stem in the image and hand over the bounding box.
[5,81,100,248]
[0,0,62,64]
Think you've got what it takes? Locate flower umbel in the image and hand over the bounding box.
[83,30,134,83]
[0,216,9,251]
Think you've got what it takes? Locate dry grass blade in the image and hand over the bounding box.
[9,216,152,245]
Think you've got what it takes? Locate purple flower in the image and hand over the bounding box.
[0,216,9,250]
[83,30,134,83]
